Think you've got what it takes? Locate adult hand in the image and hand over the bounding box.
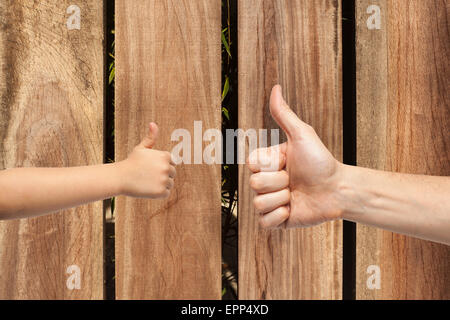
[248,85,344,229]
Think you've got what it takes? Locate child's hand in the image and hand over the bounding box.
[116,123,176,199]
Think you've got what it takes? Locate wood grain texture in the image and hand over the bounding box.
[0,0,104,299]
[356,0,450,299]
[115,0,221,299]
[238,0,342,300]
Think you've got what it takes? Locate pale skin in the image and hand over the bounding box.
[248,85,450,246]
[0,122,176,220]
[1,90,448,247]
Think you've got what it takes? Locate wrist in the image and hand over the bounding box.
[333,163,362,221]
[107,162,126,196]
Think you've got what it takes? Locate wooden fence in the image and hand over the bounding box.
[0,0,103,299]
[356,0,450,299]
[0,0,448,300]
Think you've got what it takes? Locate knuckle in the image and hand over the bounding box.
[158,185,166,195]
[160,163,170,173]
[253,196,263,212]
[247,149,260,167]
[248,149,257,163]
[279,207,290,220]
[249,175,261,191]
[161,176,169,184]
[275,221,287,230]
[247,162,259,173]
[279,172,289,186]
[259,217,269,229]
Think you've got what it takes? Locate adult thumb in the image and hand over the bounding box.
[139,122,159,149]
[269,85,304,139]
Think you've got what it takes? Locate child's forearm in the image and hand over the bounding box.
[0,123,175,221]
[0,164,122,220]
[339,165,450,245]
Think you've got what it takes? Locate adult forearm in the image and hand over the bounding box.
[338,164,450,245]
[0,164,122,220]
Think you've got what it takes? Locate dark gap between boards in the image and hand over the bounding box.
[342,0,357,301]
[103,0,115,301]
[222,0,239,301]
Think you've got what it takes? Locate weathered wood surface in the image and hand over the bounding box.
[238,0,343,300]
[356,0,450,299]
[0,0,104,299]
[115,0,222,299]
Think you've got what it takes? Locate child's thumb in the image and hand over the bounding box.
[139,122,159,149]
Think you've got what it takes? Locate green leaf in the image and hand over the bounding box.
[222,76,230,102]
[221,29,231,57]
[222,107,229,120]
[109,67,115,85]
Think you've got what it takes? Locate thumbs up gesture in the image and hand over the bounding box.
[248,86,344,229]
[116,122,176,199]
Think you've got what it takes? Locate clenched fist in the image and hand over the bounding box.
[248,85,344,229]
[116,122,176,199]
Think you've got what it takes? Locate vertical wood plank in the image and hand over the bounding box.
[356,0,450,299]
[115,0,222,299]
[0,0,104,299]
[238,0,343,299]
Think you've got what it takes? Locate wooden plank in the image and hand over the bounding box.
[115,0,222,299]
[238,0,343,299]
[0,1,104,299]
[356,0,450,299]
